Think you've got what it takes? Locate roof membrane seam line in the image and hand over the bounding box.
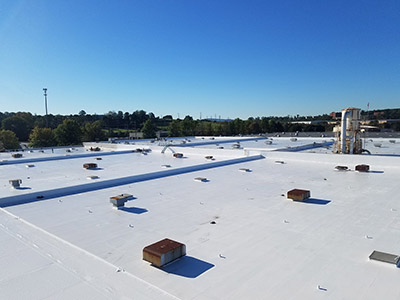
[175,137,266,147]
[0,150,135,166]
[0,212,112,299]
[0,208,183,300]
[0,155,265,207]
[274,141,334,152]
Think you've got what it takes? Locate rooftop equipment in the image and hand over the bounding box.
[335,165,349,171]
[143,238,186,267]
[173,153,183,158]
[287,189,311,202]
[9,179,22,189]
[26,164,35,168]
[87,175,99,180]
[369,250,400,266]
[333,107,362,154]
[109,193,133,208]
[205,155,214,160]
[194,177,207,182]
[95,157,102,160]
[12,153,23,158]
[89,147,101,151]
[239,168,250,172]
[83,163,98,169]
[355,164,370,172]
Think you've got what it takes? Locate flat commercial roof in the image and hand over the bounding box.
[1,137,400,299]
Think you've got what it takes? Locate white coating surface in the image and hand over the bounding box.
[1,137,400,299]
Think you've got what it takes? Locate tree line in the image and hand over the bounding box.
[0,108,399,150]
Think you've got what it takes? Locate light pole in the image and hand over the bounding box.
[43,88,48,127]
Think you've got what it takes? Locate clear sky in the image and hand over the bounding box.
[0,0,399,119]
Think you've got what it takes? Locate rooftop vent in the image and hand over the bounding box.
[26,164,35,168]
[194,177,208,182]
[173,153,183,158]
[355,164,369,172]
[374,143,382,148]
[290,137,297,142]
[205,155,214,160]
[389,140,396,144]
[369,250,400,266]
[95,157,102,160]
[143,238,186,267]
[11,153,23,158]
[239,168,250,172]
[87,175,99,180]
[83,163,98,169]
[89,147,101,151]
[161,164,171,168]
[9,179,22,189]
[287,189,311,202]
[110,193,133,208]
[335,165,349,171]
[265,140,273,145]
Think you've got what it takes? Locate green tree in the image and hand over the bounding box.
[168,120,181,137]
[1,115,31,141]
[142,119,157,138]
[29,127,57,147]
[82,121,105,142]
[180,116,195,136]
[0,129,20,149]
[54,119,82,146]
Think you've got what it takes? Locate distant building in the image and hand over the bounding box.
[330,112,341,119]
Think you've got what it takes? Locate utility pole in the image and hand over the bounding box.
[43,88,48,127]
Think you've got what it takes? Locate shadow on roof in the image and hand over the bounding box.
[302,198,331,205]
[119,206,148,214]
[162,256,214,278]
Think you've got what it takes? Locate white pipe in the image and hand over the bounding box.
[341,110,351,153]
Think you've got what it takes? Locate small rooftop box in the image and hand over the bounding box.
[355,164,369,172]
[9,179,22,189]
[287,189,311,202]
[12,153,23,158]
[83,163,98,169]
[173,153,183,158]
[143,238,186,267]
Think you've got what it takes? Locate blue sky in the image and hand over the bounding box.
[0,0,399,119]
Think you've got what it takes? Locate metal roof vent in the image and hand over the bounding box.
[239,168,250,172]
[12,153,23,158]
[110,193,133,208]
[161,164,171,168]
[87,175,99,180]
[26,164,35,168]
[369,250,400,266]
[143,238,186,267]
[194,177,208,182]
[173,153,183,158]
[335,165,349,171]
[9,179,22,189]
